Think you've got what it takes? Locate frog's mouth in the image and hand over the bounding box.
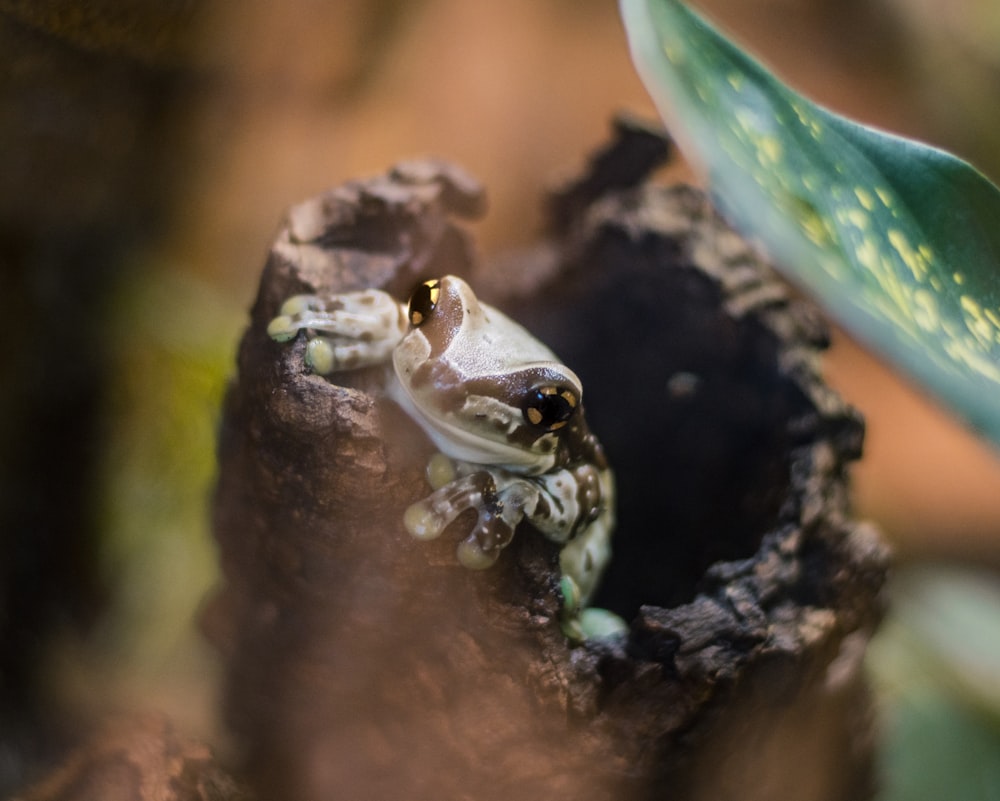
[387,380,557,474]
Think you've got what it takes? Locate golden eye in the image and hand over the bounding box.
[523,386,578,431]
[408,279,441,326]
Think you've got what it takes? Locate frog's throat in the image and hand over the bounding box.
[386,381,556,474]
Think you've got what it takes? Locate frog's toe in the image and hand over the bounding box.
[279,295,319,316]
[455,537,500,570]
[305,337,336,374]
[578,607,628,640]
[558,575,627,643]
[559,575,583,616]
[560,615,585,642]
[403,500,447,541]
[404,472,498,543]
[455,505,514,570]
[560,606,628,643]
[267,314,300,342]
[425,453,456,490]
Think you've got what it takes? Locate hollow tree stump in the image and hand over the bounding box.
[207,120,889,801]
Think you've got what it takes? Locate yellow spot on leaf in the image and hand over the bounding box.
[758,136,782,164]
[844,208,869,231]
[961,296,980,315]
[888,229,928,281]
[855,238,881,274]
[799,206,833,246]
[960,295,996,347]
[854,187,876,211]
[734,108,760,134]
[911,289,939,332]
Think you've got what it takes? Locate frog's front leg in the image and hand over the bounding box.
[403,467,538,570]
[267,289,408,373]
[404,457,622,640]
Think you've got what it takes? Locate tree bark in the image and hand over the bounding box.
[11,714,251,801]
[207,120,889,801]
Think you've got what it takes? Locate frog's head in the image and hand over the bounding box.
[390,276,583,473]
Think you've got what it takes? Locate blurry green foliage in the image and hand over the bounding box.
[871,567,1000,801]
[95,265,242,678]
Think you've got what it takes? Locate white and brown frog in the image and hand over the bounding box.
[267,275,623,641]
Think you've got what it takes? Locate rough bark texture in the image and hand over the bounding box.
[10,714,251,801]
[208,121,889,801]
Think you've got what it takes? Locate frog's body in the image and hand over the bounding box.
[268,275,621,641]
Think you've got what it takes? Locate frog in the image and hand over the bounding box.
[267,275,624,641]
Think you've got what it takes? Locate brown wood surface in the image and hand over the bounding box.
[206,122,889,801]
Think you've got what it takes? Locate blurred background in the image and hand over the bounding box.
[1,0,999,797]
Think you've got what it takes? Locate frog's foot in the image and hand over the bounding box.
[266,290,407,373]
[558,575,628,642]
[576,608,629,641]
[403,472,517,570]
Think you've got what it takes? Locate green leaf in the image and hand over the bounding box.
[620,0,1000,445]
[868,566,1000,801]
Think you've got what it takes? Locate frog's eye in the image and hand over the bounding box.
[523,386,579,431]
[408,279,441,326]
